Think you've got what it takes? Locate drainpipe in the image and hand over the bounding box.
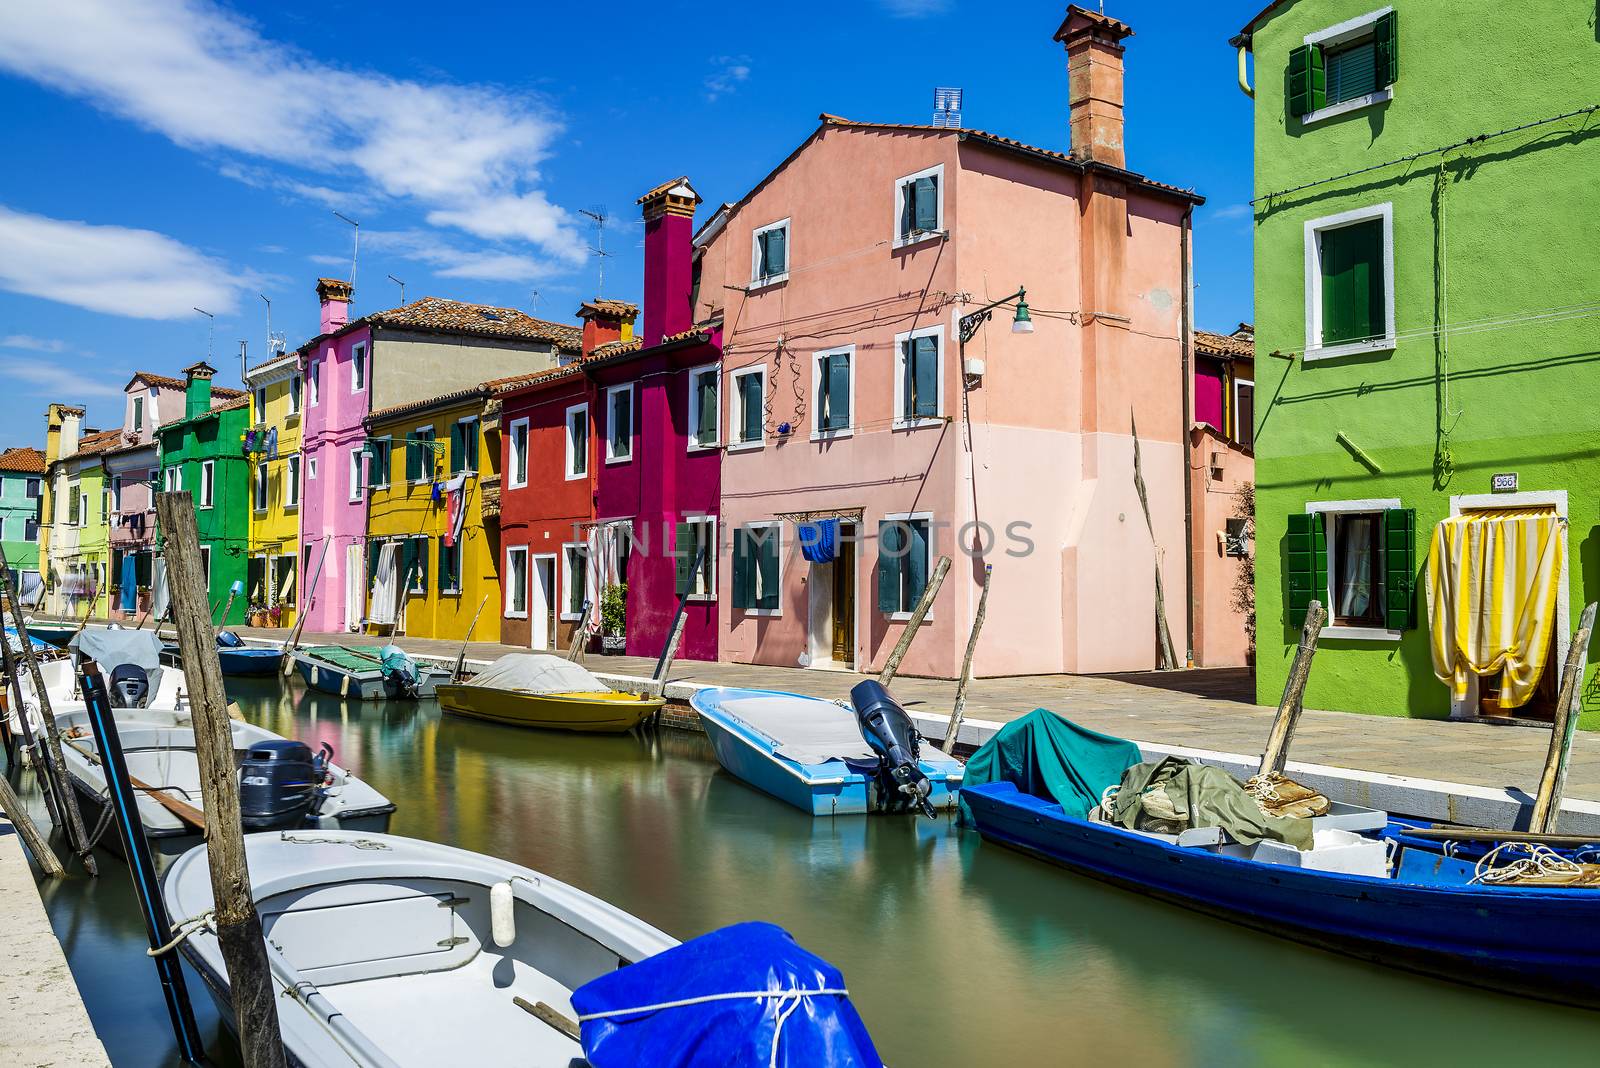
[1180,204,1196,668]
[1236,45,1255,98]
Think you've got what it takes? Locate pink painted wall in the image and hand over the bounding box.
[298,325,372,633]
[1189,424,1253,667]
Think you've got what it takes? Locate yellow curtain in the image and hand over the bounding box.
[1425,509,1564,708]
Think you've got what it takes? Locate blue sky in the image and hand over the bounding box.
[0,0,1256,447]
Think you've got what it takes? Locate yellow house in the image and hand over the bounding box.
[363,384,503,643]
[243,350,304,628]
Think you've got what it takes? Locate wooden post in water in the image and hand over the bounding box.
[648,545,707,699]
[0,546,97,875]
[453,595,490,682]
[877,554,952,688]
[156,492,286,1068]
[1258,600,1328,778]
[0,768,64,877]
[941,563,992,757]
[215,580,243,633]
[0,600,60,817]
[281,537,330,676]
[1530,601,1598,834]
[565,599,592,663]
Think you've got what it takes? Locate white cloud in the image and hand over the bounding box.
[878,0,952,17]
[0,205,242,318]
[0,359,128,399]
[1210,203,1254,221]
[1,334,66,352]
[705,56,751,102]
[365,230,553,284]
[0,0,583,260]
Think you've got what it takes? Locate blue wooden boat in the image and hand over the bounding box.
[691,686,963,817]
[162,632,284,676]
[963,780,1600,1008]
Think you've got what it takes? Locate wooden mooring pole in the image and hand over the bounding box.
[941,563,991,757]
[647,544,707,700]
[453,595,490,682]
[1258,600,1328,778]
[0,603,62,825]
[1530,601,1598,834]
[0,767,64,878]
[157,492,286,1068]
[878,554,952,688]
[281,537,330,676]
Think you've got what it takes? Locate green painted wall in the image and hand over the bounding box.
[0,471,42,578]
[1248,2,1600,727]
[158,401,251,612]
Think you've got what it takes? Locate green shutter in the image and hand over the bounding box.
[912,337,938,417]
[674,522,694,596]
[913,175,938,232]
[697,373,718,446]
[1321,220,1383,345]
[900,182,915,237]
[569,551,585,614]
[740,375,762,442]
[1287,44,1326,117]
[404,436,419,482]
[1383,508,1416,630]
[449,422,462,473]
[732,530,753,610]
[1373,10,1397,89]
[368,541,382,589]
[414,537,428,591]
[827,354,850,429]
[466,422,479,470]
[757,530,779,610]
[765,226,786,276]
[877,521,905,613]
[400,538,417,590]
[906,520,929,606]
[1284,512,1328,623]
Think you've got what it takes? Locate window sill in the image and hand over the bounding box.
[1300,88,1392,127]
[506,610,529,619]
[888,611,933,623]
[1322,624,1402,642]
[811,428,853,442]
[742,607,781,618]
[559,612,582,622]
[253,507,269,515]
[507,479,529,491]
[688,594,716,604]
[893,229,947,251]
[687,441,721,454]
[746,274,788,293]
[893,417,945,431]
[726,440,765,453]
[564,471,588,482]
[1303,337,1395,363]
[440,589,461,598]
[604,453,633,466]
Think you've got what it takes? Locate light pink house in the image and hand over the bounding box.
[700,6,1209,679]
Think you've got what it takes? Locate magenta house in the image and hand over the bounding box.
[583,178,722,663]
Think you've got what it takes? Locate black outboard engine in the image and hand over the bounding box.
[850,680,937,818]
[108,664,150,709]
[239,740,333,831]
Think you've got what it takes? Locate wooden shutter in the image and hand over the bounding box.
[1373,10,1397,88]
[448,422,462,473]
[740,375,762,442]
[400,538,417,591]
[367,541,382,589]
[827,354,850,428]
[696,373,718,445]
[674,522,694,596]
[877,521,905,613]
[766,226,786,275]
[1235,383,1255,450]
[1287,44,1326,117]
[913,175,938,232]
[1382,508,1416,630]
[1284,512,1328,623]
[913,336,938,417]
[1321,220,1383,344]
[464,421,479,471]
[900,181,914,237]
[732,530,752,610]
[614,390,632,453]
[757,531,779,610]
[907,520,929,603]
[404,435,419,482]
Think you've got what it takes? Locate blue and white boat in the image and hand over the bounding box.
[691,685,963,817]
[164,631,284,676]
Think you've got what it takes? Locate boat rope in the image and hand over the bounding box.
[1242,772,1286,803]
[1470,843,1584,884]
[576,988,851,1068]
[1090,784,1120,823]
[148,909,216,956]
[278,832,391,850]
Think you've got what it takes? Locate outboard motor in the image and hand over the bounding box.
[217,630,246,648]
[239,740,333,830]
[108,664,151,709]
[378,644,420,699]
[849,680,936,818]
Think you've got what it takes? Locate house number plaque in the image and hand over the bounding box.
[1491,473,1518,493]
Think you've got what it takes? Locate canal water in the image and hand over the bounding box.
[20,675,1600,1066]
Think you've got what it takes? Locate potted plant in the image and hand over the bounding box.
[599,582,627,654]
[267,601,283,627]
[247,598,268,627]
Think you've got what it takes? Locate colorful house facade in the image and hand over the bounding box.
[1237,1,1600,725]
[156,363,252,621]
[696,7,1204,679]
[42,404,116,618]
[243,348,305,629]
[0,446,46,606]
[1189,328,1256,668]
[295,278,579,635]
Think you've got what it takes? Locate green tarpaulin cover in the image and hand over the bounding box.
[959,708,1143,823]
[1109,757,1314,850]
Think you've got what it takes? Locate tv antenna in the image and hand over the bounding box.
[388,274,406,306]
[332,210,360,299]
[260,293,285,356]
[529,289,542,316]
[933,87,964,128]
[579,207,613,297]
[193,307,214,360]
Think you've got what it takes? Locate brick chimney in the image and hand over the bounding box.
[183,361,216,419]
[577,299,640,357]
[46,403,85,463]
[1055,5,1134,169]
[637,178,701,347]
[316,277,354,335]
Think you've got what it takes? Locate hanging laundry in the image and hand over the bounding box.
[443,474,469,547]
[799,518,839,564]
[266,426,279,459]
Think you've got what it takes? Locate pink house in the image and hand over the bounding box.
[697,5,1212,678]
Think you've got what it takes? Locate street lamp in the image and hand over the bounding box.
[959,286,1033,348]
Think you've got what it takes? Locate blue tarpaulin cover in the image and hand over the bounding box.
[798,519,839,564]
[571,922,883,1068]
[959,708,1143,823]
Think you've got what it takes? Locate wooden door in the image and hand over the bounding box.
[832,526,855,666]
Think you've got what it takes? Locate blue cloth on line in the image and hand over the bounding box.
[798,519,839,564]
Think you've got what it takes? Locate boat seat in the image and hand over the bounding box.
[263,882,484,986]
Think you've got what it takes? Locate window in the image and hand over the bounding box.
[405,427,436,483]
[132,395,144,432]
[812,347,853,438]
[67,485,80,526]
[163,467,182,493]
[894,327,942,425]
[400,536,428,594]
[307,456,317,480]
[254,462,268,511]
[100,489,108,524]
[438,541,461,595]
[1288,501,1414,639]
[451,417,479,474]
[605,385,634,463]
[674,516,717,600]
[687,364,719,450]
[288,374,302,416]
[111,475,124,513]
[729,367,765,448]
[505,546,529,617]
[24,517,38,542]
[733,523,781,614]
[367,439,389,489]
[351,342,367,393]
[253,386,267,422]
[1304,203,1394,360]
[199,545,211,587]
[895,164,944,246]
[562,543,590,620]
[1289,8,1396,124]
[199,461,215,508]
[25,478,39,499]
[750,219,789,286]
[348,448,365,501]
[308,361,321,407]
[564,403,589,480]
[877,514,933,617]
[1234,379,1256,450]
[508,418,530,488]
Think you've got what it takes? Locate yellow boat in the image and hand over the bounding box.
[437,653,664,733]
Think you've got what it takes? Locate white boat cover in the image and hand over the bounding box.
[714,692,876,765]
[466,653,611,694]
[68,628,164,700]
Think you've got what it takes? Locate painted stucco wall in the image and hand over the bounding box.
[1190,426,1252,668]
[1248,1,1600,726]
[246,357,304,628]
[0,471,43,594]
[370,332,562,412]
[158,402,250,612]
[299,325,373,632]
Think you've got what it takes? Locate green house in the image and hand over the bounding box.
[1236,2,1600,728]
[0,446,45,604]
[157,363,251,620]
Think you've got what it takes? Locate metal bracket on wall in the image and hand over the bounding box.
[1335,431,1382,474]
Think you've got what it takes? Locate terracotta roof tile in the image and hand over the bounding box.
[578,299,639,321]
[1195,329,1255,360]
[75,429,124,456]
[366,297,581,351]
[636,176,694,204]
[127,369,245,398]
[0,447,45,474]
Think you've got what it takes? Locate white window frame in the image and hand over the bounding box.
[683,514,718,602]
[24,518,38,542]
[288,373,303,417]
[1303,202,1395,362]
[560,542,590,621]
[727,365,767,451]
[163,467,182,493]
[307,456,318,480]
[438,540,461,597]
[739,520,783,617]
[686,363,721,452]
[349,448,365,502]
[199,460,215,509]
[111,475,124,514]
[507,417,530,489]
[1300,6,1395,126]
[893,163,946,249]
[749,218,790,290]
[253,386,268,423]
[810,345,855,441]
[1304,498,1402,641]
[564,403,589,481]
[1234,377,1255,443]
[893,325,945,429]
[409,426,436,485]
[883,510,935,621]
[505,545,529,618]
[604,384,635,464]
[454,416,479,475]
[254,462,269,513]
[307,360,321,407]
[284,455,300,509]
[26,477,40,499]
[350,342,367,394]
